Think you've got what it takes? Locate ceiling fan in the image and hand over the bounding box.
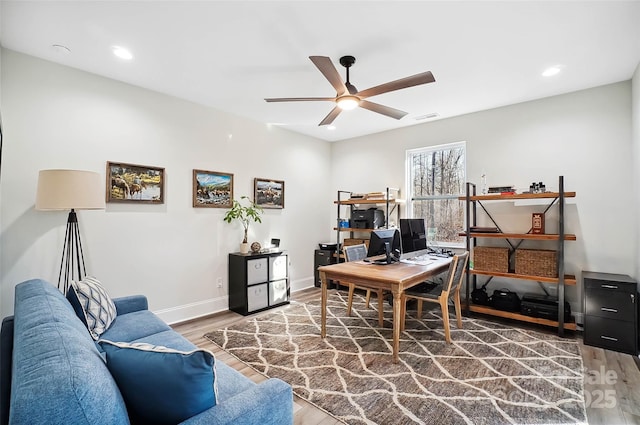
[265,55,435,126]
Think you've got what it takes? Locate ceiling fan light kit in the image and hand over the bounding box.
[336,95,360,110]
[265,55,435,126]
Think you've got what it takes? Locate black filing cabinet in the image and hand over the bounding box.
[229,251,289,315]
[583,271,637,355]
[314,249,338,288]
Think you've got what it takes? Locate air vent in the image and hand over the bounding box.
[415,113,439,121]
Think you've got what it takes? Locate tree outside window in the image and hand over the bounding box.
[406,142,466,246]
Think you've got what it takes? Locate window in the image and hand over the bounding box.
[406,142,466,247]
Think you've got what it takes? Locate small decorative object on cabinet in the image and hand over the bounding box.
[460,176,576,336]
[583,271,637,355]
[228,251,289,315]
[333,187,401,259]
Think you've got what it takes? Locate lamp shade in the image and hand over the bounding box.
[36,169,105,210]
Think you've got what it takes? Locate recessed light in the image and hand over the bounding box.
[112,46,133,60]
[542,65,563,77]
[51,44,71,54]
[327,126,336,130]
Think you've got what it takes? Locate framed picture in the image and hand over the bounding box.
[254,178,284,209]
[193,169,234,208]
[106,161,164,203]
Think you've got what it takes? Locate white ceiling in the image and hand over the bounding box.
[1,1,640,142]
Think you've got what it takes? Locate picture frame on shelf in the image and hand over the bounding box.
[193,169,234,208]
[106,161,164,203]
[254,178,284,209]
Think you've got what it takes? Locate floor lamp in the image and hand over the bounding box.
[36,169,105,294]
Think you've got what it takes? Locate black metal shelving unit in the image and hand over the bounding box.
[334,188,401,258]
[462,176,576,336]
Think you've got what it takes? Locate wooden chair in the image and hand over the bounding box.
[343,244,385,327]
[400,251,469,343]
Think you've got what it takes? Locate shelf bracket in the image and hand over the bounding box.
[536,281,552,297]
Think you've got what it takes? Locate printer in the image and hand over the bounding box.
[350,208,385,229]
[520,293,571,322]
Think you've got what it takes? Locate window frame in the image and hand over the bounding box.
[405,141,467,248]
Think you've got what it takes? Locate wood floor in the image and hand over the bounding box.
[171,287,640,425]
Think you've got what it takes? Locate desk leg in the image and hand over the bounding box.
[320,270,327,338]
[392,288,402,363]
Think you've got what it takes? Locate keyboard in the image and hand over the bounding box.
[401,258,434,266]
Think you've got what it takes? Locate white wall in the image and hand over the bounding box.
[0,44,3,316]
[331,82,634,317]
[632,63,640,282]
[1,47,636,324]
[0,49,332,321]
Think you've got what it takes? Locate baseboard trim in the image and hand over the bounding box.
[155,296,228,325]
[291,277,315,293]
[156,277,317,325]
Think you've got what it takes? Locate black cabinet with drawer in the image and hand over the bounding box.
[229,251,289,315]
[583,271,637,355]
[314,249,334,287]
[314,249,343,288]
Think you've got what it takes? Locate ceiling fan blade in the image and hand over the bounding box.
[309,56,348,95]
[265,97,335,102]
[359,100,408,120]
[356,71,435,99]
[319,106,342,126]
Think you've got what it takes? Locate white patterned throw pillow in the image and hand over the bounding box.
[70,276,117,340]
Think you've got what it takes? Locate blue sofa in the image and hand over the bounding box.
[0,279,293,424]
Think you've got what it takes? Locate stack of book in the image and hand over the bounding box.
[365,192,392,200]
[470,226,499,233]
[487,185,516,195]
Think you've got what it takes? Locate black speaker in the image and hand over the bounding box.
[314,249,337,288]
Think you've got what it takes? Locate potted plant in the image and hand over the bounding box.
[223,196,263,253]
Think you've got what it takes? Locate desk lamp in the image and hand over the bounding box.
[36,169,105,294]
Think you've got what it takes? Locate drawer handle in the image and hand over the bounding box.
[600,335,618,342]
[254,263,262,269]
[600,307,618,313]
[601,284,618,289]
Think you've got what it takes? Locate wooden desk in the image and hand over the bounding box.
[319,257,452,362]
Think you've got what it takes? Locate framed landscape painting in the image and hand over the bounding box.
[254,178,284,209]
[193,169,233,208]
[107,161,164,203]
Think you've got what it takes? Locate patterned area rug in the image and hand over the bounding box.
[205,291,587,425]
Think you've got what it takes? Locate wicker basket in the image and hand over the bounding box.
[473,247,509,273]
[343,238,369,248]
[515,249,557,277]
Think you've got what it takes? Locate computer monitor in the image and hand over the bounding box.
[399,218,430,260]
[366,228,400,264]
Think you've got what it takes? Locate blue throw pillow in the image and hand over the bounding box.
[98,340,218,424]
[66,287,88,327]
